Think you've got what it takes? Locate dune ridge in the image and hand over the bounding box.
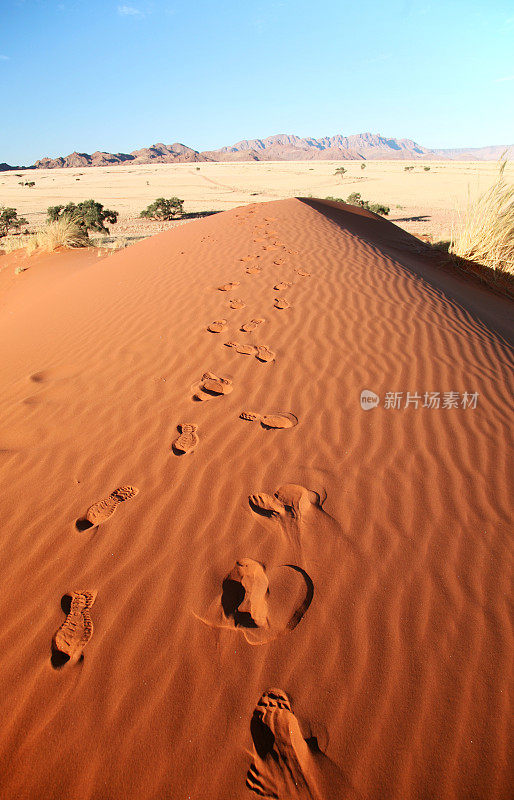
[0,198,512,800]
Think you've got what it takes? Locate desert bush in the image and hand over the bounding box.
[424,166,430,171]
[404,166,414,172]
[47,200,118,235]
[334,167,347,179]
[324,195,389,215]
[140,197,184,220]
[26,215,89,254]
[450,158,514,275]
[361,163,366,170]
[19,180,35,187]
[0,206,29,237]
[344,192,390,215]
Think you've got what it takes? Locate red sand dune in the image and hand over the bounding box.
[0,199,512,800]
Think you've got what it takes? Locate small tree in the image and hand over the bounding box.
[334,167,347,180]
[47,200,118,235]
[140,197,184,220]
[0,207,29,237]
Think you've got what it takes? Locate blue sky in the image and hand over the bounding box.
[1,0,513,164]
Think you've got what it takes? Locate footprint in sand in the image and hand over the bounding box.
[76,486,138,531]
[240,255,259,263]
[207,319,228,334]
[241,318,266,333]
[197,559,313,645]
[225,342,257,356]
[274,298,291,310]
[218,281,241,292]
[246,689,347,799]
[246,266,262,275]
[295,268,311,277]
[228,298,246,309]
[192,371,233,401]
[172,423,199,455]
[249,484,318,521]
[274,281,292,291]
[273,259,285,266]
[240,411,298,429]
[51,590,97,668]
[255,345,275,363]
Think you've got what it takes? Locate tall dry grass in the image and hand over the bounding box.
[450,158,514,275]
[0,234,31,254]
[25,215,89,255]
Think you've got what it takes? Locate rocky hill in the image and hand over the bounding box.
[2,134,511,171]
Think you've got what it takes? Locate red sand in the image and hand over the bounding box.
[0,199,512,800]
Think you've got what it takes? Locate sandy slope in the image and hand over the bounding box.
[0,199,512,800]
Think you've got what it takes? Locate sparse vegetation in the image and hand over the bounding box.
[404,166,414,172]
[450,157,514,275]
[361,163,366,170]
[0,206,29,237]
[342,192,390,215]
[334,167,347,180]
[140,197,184,220]
[47,200,118,235]
[424,166,431,171]
[18,180,35,187]
[27,215,89,254]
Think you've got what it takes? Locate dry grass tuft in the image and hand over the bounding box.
[0,235,31,254]
[26,215,89,254]
[450,158,514,275]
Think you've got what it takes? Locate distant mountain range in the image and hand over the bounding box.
[1,133,511,171]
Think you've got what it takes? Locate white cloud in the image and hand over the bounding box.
[118,5,144,16]
[494,75,514,83]
[0,55,9,61]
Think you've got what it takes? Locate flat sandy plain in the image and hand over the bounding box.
[1,159,511,244]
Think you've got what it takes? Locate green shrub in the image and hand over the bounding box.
[424,166,430,171]
[404,166,414,172]
[47,200,118,235]
[361,163,366,170]
[0,207,29,237]
[327,192,390,216]
[140,197,184,220]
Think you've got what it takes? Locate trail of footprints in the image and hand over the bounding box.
[191,213,312,455]
[51,210,326,798]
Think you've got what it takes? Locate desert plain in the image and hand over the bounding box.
[2,158,512,244]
